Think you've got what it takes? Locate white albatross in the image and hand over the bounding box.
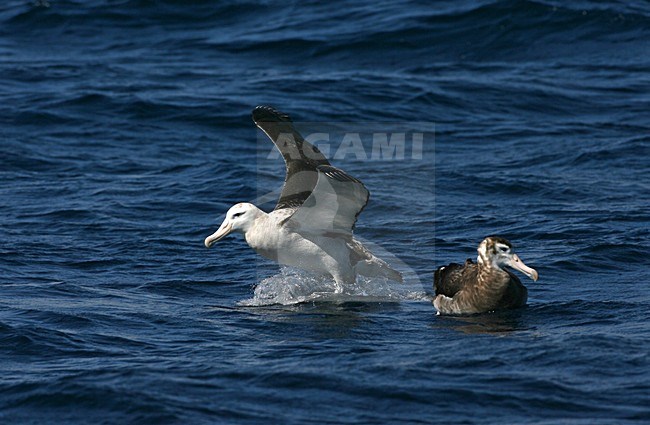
[204,106,402,289]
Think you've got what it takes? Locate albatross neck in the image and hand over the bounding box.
[241,206,268,234]
[476,260,511,292]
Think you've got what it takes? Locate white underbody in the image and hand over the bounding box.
[243,210,399,288]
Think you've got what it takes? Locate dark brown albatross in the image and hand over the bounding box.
[433,237,539,315]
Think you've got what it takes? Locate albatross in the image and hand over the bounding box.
[204,106,402,289]
[433,236,539,315]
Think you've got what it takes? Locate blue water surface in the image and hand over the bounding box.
[1,1,649,423]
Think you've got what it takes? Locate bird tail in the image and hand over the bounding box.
[347,238,403,283]
[355,257,403,283]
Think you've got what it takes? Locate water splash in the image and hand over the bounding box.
[238,267,428,306]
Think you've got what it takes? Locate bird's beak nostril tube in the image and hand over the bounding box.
[509,254,539,281]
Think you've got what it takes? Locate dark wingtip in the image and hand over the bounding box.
[252,105,292,123]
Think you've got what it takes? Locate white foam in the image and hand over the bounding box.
[238,267,428,307]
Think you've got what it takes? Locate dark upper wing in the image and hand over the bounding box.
[434,259,478,297]
[252,105,330,210]
[284,164,370,236]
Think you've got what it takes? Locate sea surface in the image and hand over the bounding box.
[1,1,649,423]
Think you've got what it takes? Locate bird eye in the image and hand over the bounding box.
[232,212,244,218]
[499,246,508,252]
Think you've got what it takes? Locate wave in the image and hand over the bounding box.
[2,0,648,63]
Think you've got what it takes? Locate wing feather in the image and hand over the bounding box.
[252,105,329,211]
[434,259,478,297]
[284,165,369,236]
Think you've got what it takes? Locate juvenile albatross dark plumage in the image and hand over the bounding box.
[433,237,539,315]
[204,106,402,290]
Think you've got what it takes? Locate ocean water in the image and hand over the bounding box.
[1,0,649,423]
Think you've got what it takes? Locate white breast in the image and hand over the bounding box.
[244,212,344,274]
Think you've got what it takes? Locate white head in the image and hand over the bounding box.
[204,203,261,248]
[477,236,539,281]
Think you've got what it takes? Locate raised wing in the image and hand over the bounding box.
[252,105,330,210]
[284,165,370,236]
